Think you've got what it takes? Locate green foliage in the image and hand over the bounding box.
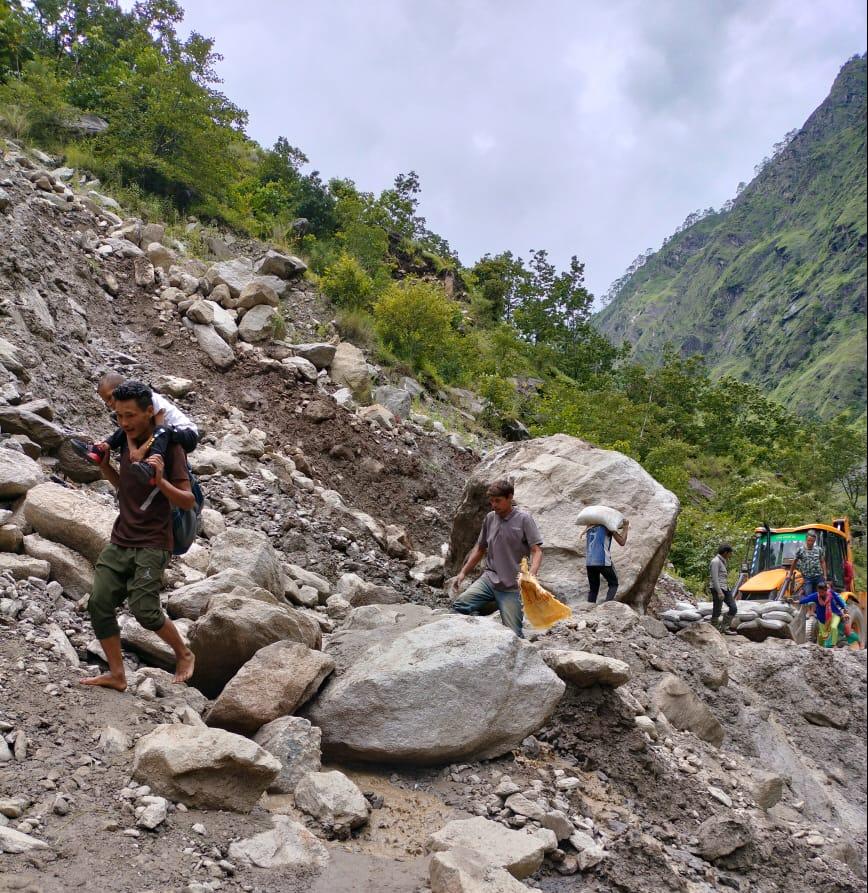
[596,55,867,420]
[270,306,288,341]
[0,59,73,142]
[335,308,376,349]
[318,252,375,311]
[373,278,462,378]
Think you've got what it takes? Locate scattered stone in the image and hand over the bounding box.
[540,649,631,688]
[253,717,322,794]
[132,724,280,812]
[429,847,530,893]
[294,770,370,835]
[206,640,334,735]
[427,816,546,879]
[228,815,328,870]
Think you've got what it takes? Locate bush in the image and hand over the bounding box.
[319,252,375,310]
[0,61,74,144]
[373,278,462,378]
[335,308,376,349]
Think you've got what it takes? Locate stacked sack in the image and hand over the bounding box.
[660,600,797,641]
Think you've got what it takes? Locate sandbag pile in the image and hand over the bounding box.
[660,600,797,641]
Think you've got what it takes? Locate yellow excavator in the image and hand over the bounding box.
[732,518,865,648]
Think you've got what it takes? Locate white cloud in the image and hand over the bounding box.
[174,0,866,298]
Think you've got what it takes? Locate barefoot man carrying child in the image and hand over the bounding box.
[81,380,195,690]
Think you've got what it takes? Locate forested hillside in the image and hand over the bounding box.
[0,0,865,591]
[596,55,867,421]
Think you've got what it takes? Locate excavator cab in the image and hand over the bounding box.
[734,520,865,648]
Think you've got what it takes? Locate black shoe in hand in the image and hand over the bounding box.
[70,438,107,465]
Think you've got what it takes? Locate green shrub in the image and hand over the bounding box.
[0,61,74,144]
[320,252,375,310]
[479,375,519,429]
[335,308,376,349]
[373,278,461,377]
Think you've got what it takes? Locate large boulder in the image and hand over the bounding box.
[206,640,334,735]
[188,592,321,697]
[336,572,403,607]
[291,342,335,369]
[652,673,724,746]
[120,616,192,669]
[23,482,116,564]
[373,386,412,419]
[238,304,277,343]
[23,533,94,598]
[427,816,547,879]
[0,448,43,498]
[254,717,322,794]
[166,569,258,620]
[329,341,371,401]
[305,615,564,765]
[206,527,284,595]
[430,848,530,893]
[131,724,280,812]
[254,250,307,279]
[236,280,279,311]
[446,434,680,610]
[191,323,235,370]
[540,649,631,688]
[293,770,370,835]
[205,258,286,299]
[205,301,238,344]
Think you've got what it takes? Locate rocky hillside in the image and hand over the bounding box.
[595,55,867,420]
[0,141,866,893]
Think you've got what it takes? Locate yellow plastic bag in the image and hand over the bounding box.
[518,558,572,629]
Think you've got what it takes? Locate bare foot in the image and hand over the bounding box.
[80,673,127,692]
[173,650,195,684]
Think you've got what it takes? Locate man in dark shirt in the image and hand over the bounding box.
[451,479,543,638]
[81,381,196,691]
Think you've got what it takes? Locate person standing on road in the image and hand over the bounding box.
[451,479,543,638]
[709,544,738,631]
[584,519,629,604]
[799,580,846,648]
[81,380,196,691]
[794,530,827,598]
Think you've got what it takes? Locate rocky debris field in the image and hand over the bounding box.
[0,142,866,893]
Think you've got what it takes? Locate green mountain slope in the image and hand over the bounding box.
[595,55,867,419]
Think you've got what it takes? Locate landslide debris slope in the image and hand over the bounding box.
[0,144,865,893]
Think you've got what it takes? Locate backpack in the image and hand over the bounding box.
[172,470,204,556]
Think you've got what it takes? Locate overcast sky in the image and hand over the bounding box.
[174,0,866,301]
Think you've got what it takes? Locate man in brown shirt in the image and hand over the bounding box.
[81,381,196,691]
[451,479,543,638]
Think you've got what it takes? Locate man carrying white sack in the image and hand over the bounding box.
[578,505,629,604]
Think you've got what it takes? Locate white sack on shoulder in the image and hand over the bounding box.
[576,505,624,532]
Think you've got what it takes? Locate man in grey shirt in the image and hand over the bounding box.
[451,479,543,638]
[709,544,738,631]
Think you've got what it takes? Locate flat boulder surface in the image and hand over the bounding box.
[305,615,564,765]
[446,433,680,610]
[427,816,547,879]
[23,482,116,563]
[0,447,43,497]
[188,592,322,697]
[132,724,280,812]
[165,568,258,620]
[228,815,329,870]
[541,649,631,688]
[206,640,334,735]
[653,672,725,746]
[206,527,284,595]
[254,716,322,794]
